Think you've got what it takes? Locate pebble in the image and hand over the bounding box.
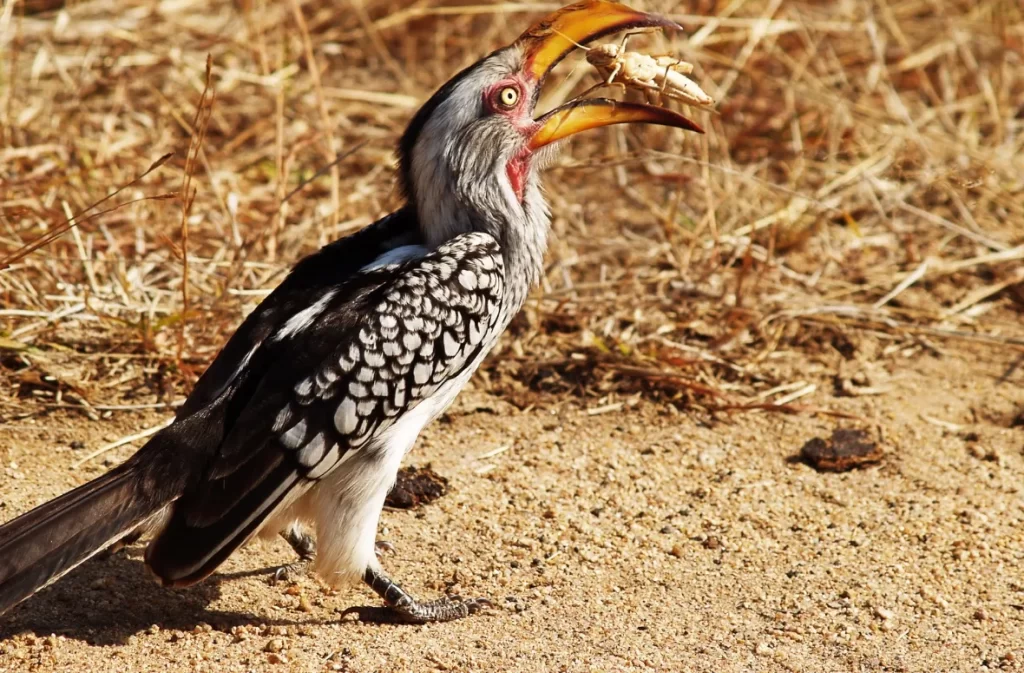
[873,606,895,621]
[265,638,285,653]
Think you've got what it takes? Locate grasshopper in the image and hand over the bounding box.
[582,31,714,108]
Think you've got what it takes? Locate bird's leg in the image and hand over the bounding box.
[362,566,491,623]
[273,527,395,583]
[271,524,317,583]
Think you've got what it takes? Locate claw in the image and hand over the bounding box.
[270,559,311,584]
[374,540,396,557]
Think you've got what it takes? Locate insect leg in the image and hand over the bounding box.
[606,61,623,86]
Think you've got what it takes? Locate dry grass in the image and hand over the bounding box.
[1,0,1022,427]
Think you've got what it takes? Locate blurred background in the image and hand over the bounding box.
[0,0,1021,409]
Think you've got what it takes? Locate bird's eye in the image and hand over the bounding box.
[496,86,520,108]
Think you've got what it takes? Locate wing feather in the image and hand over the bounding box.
[145,231,506,584]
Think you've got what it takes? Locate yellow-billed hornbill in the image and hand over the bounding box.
[0,1,701,623]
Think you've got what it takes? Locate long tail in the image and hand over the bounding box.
[0,460,169,615]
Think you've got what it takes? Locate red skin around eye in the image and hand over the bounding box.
[482,77,538,202]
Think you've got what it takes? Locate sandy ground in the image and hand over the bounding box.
[0,343,1021,673]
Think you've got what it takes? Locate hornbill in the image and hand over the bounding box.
[0,1,702,623]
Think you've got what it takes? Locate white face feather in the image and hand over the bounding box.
[405,46,552,295]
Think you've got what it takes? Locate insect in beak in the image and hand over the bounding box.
[514,0,703,148]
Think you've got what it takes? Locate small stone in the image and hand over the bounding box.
[669,544,684,558]
[265,638,285,653]
[754,643,772,656]
[89,577,115,591]
[873,606,895,621]
[973,608,988,621]
[703,536,721,550]
[799,428,883,472]
[298,594,314,613]
[267,653,288,665]
[384,465,449,509]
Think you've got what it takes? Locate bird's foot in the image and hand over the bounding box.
[355,566,491,623]
[271,559,312,584]
[270,526,317,584]
[375,540,396,558]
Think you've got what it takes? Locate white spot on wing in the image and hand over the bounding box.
[297,432,326,467]
[334,398,358,434]
[413,362,431,384]
[272,406,293,433]
[443,331,460,357]
[275,290,336,341]
[295,378,313,397]
[458,269,478,290]
[280,418,307,449]
[305,443,341,480]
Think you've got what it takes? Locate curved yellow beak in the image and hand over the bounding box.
[517,2,704,147]
[530,99,704,150]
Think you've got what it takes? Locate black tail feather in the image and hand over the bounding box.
[145,453,300,587]
[0,463,165,615]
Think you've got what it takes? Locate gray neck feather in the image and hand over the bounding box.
[406,47,550,313]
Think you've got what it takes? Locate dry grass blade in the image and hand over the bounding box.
[176,54,216,362]
[282,140,369,204]
[70,418,174,469]
[0,154,174,270]
[0,0,1021,428]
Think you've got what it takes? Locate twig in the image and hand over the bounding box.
[71,418,174,469]
[873,260,928,308]
[282,141,368,205]
[177,54,216,362]
[0,156,174,270]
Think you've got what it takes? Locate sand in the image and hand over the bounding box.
[1,344,1021,672]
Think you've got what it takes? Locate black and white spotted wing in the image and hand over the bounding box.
[145,231,505,584]
[273,232,506,476]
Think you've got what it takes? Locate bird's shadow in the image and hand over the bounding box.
[0,547,319,645]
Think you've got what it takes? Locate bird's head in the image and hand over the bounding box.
[398,1,702,260]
